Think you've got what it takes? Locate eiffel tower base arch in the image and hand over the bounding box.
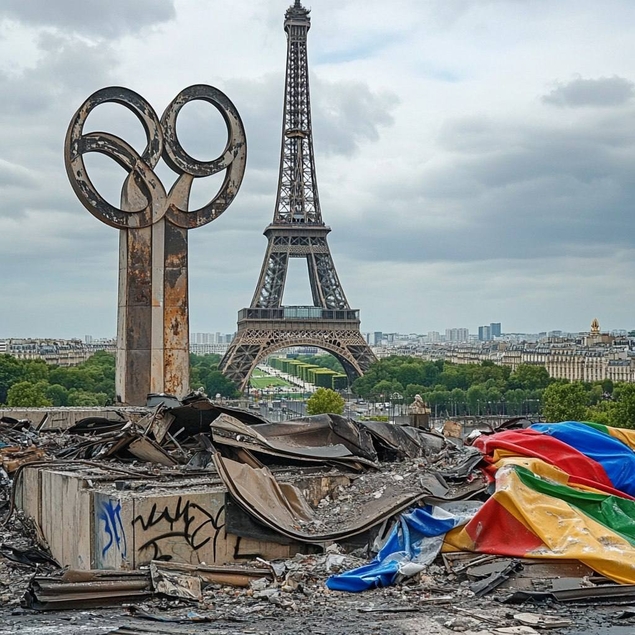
[220,316,376,391]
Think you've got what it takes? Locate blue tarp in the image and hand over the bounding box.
[531,422,635,496]
[326,502,480,592]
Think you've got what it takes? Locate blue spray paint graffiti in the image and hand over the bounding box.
[99,499,127,558]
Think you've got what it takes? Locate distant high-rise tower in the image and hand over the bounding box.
[478,326,491,341]
[220,1,376,389]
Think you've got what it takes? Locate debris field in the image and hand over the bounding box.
[1,398,635,634]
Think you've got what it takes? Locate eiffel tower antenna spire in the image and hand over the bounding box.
[220,3,376,390]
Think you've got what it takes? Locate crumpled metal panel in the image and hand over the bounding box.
[213,453,444,544]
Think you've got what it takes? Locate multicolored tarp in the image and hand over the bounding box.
[448,421,635,584]
[443,461,635,583]
[475,421,635,497]
[326,503,480,592]
[331,421,635,591]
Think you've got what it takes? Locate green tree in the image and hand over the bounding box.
[306,387,345,415]
[449,387,467,416]
[612,383,635,428]
[421,361,443,387]
[395,363,424,388]
[508,364,551,391]
[428,389,450,415]
[7,381,52,407]
[485,387,503,413]
[542,382,588,422]
[0,355,24,404]
[467,385,487,415]
[45,383,69,406]
[22,359,49,383]
[404,383,427,404]
[505,388,527,416]
[188,354,238,398]
[202,370,239,399]
[190,353,222,367]
[439,367,469,391]
[67,389,108,407]
[587,384,604,406]
[585,401,617,427]
[371,379,394,401]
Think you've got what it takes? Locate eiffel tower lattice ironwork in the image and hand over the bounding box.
[220,0,376,390]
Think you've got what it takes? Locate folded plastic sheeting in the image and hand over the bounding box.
[329,421,635,592]
[530,421,635,496]
[326,502,481,592]
[444,463,635,584]
[474,428,617,492]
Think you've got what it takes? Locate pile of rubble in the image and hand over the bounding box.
[1,401,635,634]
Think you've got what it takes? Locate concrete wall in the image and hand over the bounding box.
[16,467,344,570]
[0,407,146,431]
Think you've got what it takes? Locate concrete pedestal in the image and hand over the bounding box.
[16,466,349,570]
[409,413,430,430]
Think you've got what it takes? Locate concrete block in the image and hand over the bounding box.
[0,407,147,431]
[131,490,227,566]
[39,470,91,570]
[17,466,344,570]
[93,491,134,570]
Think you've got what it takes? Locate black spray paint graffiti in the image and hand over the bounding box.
[99,499,127,559]
[133,497,225,561]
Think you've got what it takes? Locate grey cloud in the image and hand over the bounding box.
[193,75,282,177]
[312,76,398,156]
[0,34,116,123]
[0,160,38,188]
[0,0,176,38]
[543,75,635,108]
[0,34,117,218]
[218,74,398,173]
[437,117,523,155]
[332,109,635,267]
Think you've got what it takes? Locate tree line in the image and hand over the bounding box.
[0,351,116,407]
[351,357,549,416]
[0,352,239,407]
[350,355,635,426]
[2,350,635,429]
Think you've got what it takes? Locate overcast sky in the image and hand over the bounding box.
[1,0,634,339]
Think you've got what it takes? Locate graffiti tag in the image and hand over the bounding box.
[133,497,225,561]
[99,499,127,558]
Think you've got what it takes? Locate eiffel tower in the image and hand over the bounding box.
[220,0,376,390]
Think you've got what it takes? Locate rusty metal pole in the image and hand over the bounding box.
[65,86,246,405]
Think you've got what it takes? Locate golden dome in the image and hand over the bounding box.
[590,318,600,334]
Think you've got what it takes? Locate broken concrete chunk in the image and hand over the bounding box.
[150,562,202,602]
[513,612,572,629]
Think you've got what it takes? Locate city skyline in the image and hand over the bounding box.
[7,317,632,346]
[1,1,635,338]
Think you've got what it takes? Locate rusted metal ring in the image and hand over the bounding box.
[65,86,166,229]
[65,85,246,230]
[161,84,247,229]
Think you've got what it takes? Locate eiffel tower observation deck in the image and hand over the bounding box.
[220,0,376,390]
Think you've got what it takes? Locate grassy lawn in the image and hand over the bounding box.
[249,372,293,389]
